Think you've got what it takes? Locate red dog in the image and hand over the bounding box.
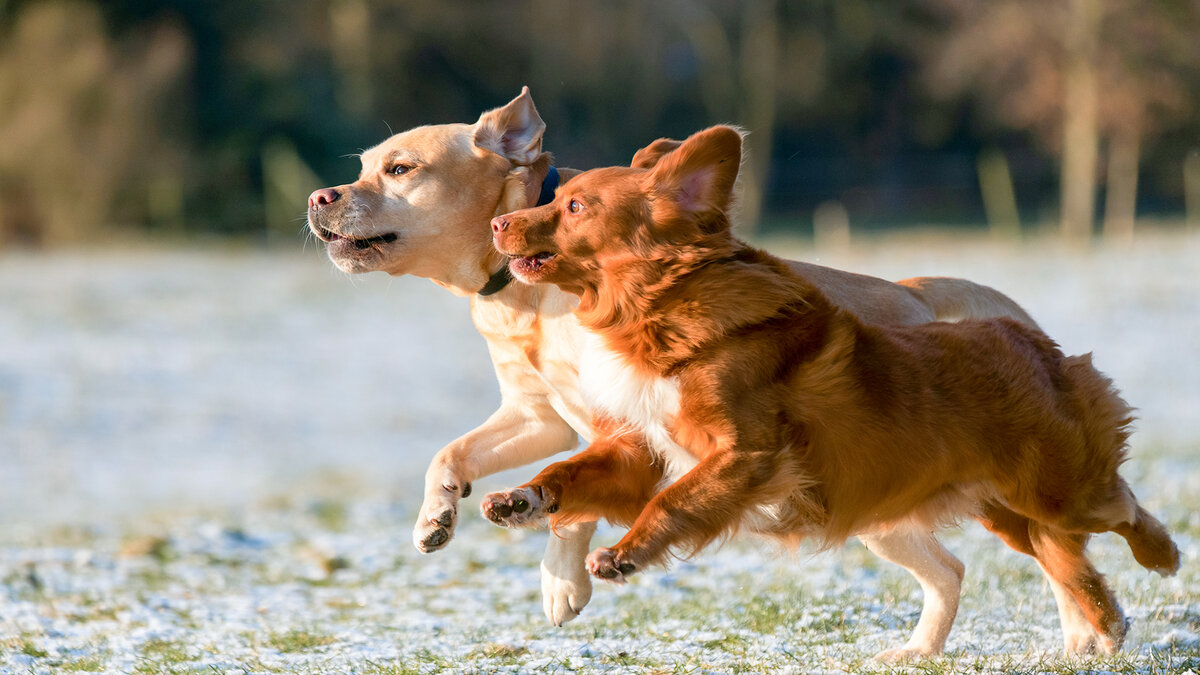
[481,125,1179,658]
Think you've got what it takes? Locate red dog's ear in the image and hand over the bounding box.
[646,126,742,223]
[474,86,546,166]
[630,138,683,169]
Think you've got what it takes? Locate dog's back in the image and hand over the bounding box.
[779,309,1133,540]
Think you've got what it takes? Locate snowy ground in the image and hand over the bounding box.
[1,230,1198,673]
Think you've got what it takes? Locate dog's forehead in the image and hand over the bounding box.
[361,123,475,167]
[569,166,645,198]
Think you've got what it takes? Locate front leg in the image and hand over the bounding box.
[541,520,597,626]
[591,447,779,580]
[414,396,577,552]
[482,424,662,529]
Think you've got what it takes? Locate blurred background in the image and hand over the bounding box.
[2,0,1200,246]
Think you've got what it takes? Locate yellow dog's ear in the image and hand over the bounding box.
[646,126,742,225]
[474,86,546,166]
[630,138,683,169]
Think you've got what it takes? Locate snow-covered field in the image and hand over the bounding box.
[1,231,1198,673]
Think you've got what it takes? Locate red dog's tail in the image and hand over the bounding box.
[1057,351,1180,577]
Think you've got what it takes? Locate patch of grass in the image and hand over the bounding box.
[324,596,364,611]
[130,565,174,591]
[41,524,102,547]
[361,649,454,674]
[120,535,174,562]
[83,604,121,622]
[5,565,46,601]
[59,654,107,671]
[309,500,349,532]
[740,597,805,633]
[473,643,530,664]
[361,664,423,675]
[700,633,747,652]
[265,629,337,653]
[601,649,665,669]
[138,638,189,662]
[20,639,49,658]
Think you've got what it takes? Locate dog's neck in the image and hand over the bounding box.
[576,240,830,374]
[475,156,560,298]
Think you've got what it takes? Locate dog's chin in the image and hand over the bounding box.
[326,235,400,273]
[509,252,558,285]
[310,217,400,273]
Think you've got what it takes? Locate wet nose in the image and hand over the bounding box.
[491,216,509,234]
[308,187,340,210]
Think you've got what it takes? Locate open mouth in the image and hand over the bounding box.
[510,251,557,276]
[315,225,398,250]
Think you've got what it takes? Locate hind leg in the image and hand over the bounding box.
[1027,523,1126,653]
[861,529,965,662]
[977,504,1106,654]
[1043,570,1106,654]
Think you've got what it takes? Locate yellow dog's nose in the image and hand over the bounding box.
[308,187,340,210]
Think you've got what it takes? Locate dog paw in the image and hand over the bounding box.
[481,486,554,528]
[1082,615,1127,656]
[585,547,637,584]
[1063,630,1105,656]
[1061,615,1117,655]
[412,481,471,553]
[542,558,592,626]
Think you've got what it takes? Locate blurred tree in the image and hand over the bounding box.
[916,0,1200,241]
[2,0,1195,241]
[669,0,780,235]
[0,0,190,245]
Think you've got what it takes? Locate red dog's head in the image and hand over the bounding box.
[490,126,743,296]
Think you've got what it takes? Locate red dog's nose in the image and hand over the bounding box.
[308,187,340,210]
[491,217,509,234]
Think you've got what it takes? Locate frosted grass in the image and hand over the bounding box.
[1,231,1197,673]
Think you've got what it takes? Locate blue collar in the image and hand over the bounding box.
[537,166,560,206]
[478,166,559,297]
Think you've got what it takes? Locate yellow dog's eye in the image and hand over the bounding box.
[389,164,413,176]
[568,199,582,214]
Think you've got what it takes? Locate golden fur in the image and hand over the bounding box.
[307,88,1089,655]
[484,125,1180,655]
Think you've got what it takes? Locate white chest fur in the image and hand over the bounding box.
[578,333,699,483]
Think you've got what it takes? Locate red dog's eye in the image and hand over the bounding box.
[389,164,413,176]
[568,199,582,214]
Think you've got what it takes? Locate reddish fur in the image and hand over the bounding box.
[537,416,664,529]
[494,126,1179,648]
